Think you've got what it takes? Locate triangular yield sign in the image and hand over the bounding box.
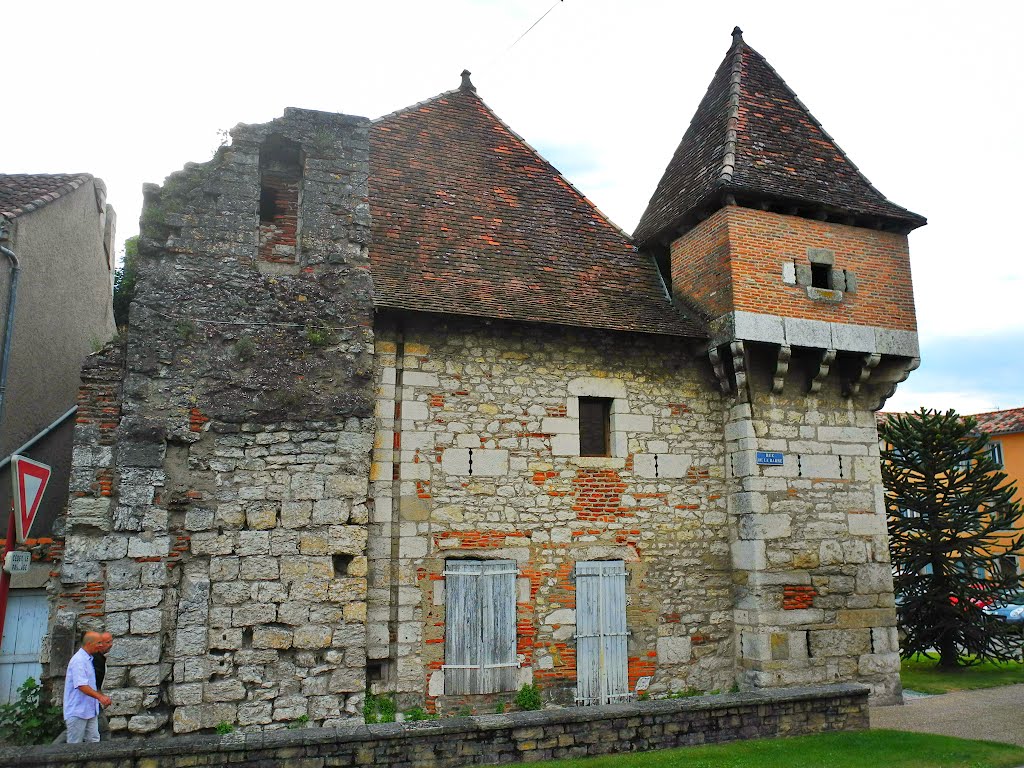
[11,455,51,544]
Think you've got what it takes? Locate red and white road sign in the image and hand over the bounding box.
[11,455,51,543]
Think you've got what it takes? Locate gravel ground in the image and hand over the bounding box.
[870,683,1024,747]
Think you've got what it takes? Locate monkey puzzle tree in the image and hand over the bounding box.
[881,408,1024,668]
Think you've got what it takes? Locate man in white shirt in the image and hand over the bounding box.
[63,632,112,743]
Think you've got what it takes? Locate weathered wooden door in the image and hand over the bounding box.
[0,590,47,703]
[444,559,518,694]
[575,560,629,705]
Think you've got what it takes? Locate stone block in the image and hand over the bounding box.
[830,322,876,353]
[567,377,627,398]
[656,636,692,664]
[281,501,313,528]
[253,626,293,649]
[240,556,280,580]
[734,310,786,344]
[739,514,791,540]
[799,454,841,479]
[848,512,887,536]
[127,536,170,558]
[612,413,653,433]
[784,317,832,348]
[325,475,370,499]
[233,603,278,626]
[129,609,163,635]
[236,531,270,556]
[873,328,920,357]
[205,679,246,702]
[67,497,112,531]
[108,635,162,666]
[106,589,163,613]
[551,434,580,456]
[471,449,509,476]
[729,492,767,516]
[295,624,334,649]
[290,473,325,500]
[245,502,280,530]
[809,628,870,657]
[329,525,368,555]
[855,563,894,595]
[441,448,471,475]
[401,400,429,421]
[731,540,766,570]
[128,713,169,734]
[541,418,579,434]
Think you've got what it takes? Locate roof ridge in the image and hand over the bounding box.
[718,28,745,187]
[371,87,463,124]
[0,173,94,221]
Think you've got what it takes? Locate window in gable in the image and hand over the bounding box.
[443,559,518,695]
[579,397,612,457]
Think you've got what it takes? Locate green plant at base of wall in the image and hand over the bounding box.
[286,714,310,729]
[215,721,235,734]
[515,684,542,711]
[364,693,396,724]
[0,678,63,746]
[403,707,438,722]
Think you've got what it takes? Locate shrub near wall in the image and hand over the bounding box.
[1,684,868,768]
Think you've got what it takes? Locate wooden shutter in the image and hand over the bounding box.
[0,591,47,704]
[444,560,517,694]
[575,561,629,705]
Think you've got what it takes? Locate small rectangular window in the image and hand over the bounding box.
[989,441,1004,468]
[810,263,832,289]
[579,398,611,457]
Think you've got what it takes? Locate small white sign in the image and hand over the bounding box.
[635,675,652,692]
[3,550,31,574]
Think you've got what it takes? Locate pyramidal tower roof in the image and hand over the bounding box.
[634,28,926,246]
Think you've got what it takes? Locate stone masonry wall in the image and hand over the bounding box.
[52,108,377,735]
[725,352,901,703]
[4,685,869,768]
[369,315,736,711]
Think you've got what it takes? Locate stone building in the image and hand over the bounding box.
[50,30,924,735]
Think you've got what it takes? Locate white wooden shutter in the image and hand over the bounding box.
[0,591,47,704]
[575,561,629,705]
[444,560,517,694]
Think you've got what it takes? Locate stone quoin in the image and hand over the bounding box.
[48,29,923,736]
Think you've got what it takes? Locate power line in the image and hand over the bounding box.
[508,1,563,52]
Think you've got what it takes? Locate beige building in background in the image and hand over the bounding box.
[0,173,115,702]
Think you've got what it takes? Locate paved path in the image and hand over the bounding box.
[870,683,1024,746]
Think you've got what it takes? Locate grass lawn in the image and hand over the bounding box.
[521,730,1024,768]
[901,654,1024,694]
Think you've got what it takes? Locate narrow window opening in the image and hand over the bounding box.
[258,134,303,264]
[810,263,831,289]
[366,661,385,683]
[805,632,813,658]
[579,397,612,457]
[333,554,354,576]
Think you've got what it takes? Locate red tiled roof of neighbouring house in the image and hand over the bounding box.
[972,407,1024,436]
[368,79,705,338]
[633,29,926,247]
[0,173,93,220]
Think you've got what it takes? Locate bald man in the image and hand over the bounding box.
[63,632,112,743]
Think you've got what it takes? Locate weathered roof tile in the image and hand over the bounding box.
[0,173,93,221]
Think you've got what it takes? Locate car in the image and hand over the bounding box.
[983,589,1024,624]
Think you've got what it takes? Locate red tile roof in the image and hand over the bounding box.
[369,84,704,338]
[634,29,925,246]
[971,407,1024,436]
[0,173,93,220]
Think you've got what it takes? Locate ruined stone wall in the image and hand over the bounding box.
[368,315,737,712]
[53,108,377,735]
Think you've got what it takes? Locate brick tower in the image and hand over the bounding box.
[634,28,925,703]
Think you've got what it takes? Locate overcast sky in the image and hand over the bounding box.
[4,1,1021,414]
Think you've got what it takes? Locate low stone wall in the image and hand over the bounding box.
[4,684,867,768]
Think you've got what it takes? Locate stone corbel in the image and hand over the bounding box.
[772,344,791,394]
[872,357,921,410]
[709,345,731,394]
[731,340,749,402]
[808,349,836,393]
[844,352,881,397]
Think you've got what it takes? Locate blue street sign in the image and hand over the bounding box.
[755,451,784,466]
